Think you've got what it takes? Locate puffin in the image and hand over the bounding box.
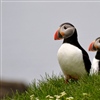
[88,37,100,75]
[54,22,91,82]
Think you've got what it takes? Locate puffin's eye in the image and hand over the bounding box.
[64,26,67,29]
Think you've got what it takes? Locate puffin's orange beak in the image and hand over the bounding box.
[54,28,64,40]
[88,41,95,51]
[54,30,59,40]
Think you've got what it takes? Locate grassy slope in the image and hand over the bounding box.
[5,74,100,100]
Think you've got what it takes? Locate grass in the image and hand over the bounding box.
[4,74,100,100]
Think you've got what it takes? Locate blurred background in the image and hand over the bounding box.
[1,1,100,84]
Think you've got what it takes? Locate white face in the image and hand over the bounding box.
[60,24,75,39]
[94,38,100,50]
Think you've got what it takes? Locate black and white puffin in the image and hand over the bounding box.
[54,22,91,82]
[88,37,100,75]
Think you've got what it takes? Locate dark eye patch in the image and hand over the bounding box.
[64,26,67,29]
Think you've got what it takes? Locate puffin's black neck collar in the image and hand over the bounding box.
[95,51,100,60]
[63,29,78,45]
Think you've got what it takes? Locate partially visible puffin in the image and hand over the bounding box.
[88,37,100,75]
[54,23,91,82]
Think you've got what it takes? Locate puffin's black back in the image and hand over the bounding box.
[63,29,91,73]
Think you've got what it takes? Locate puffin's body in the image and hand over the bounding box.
[54,23,91,82]
[88,37,100,75]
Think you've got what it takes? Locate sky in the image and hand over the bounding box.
[1,0,100,83]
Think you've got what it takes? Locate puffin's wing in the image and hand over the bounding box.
[82,50,91,73]
[74,43,91,73]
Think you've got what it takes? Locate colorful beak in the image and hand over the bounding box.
[88,41,95,51]
[54,28,64,40]
[54,30,63,40]
[54,30,59,40]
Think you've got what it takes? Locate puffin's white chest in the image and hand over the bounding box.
[90,58,99,75]
[57,43,87,77]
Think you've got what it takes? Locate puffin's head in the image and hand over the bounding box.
[88,37,100,51]
[54,23,76,40]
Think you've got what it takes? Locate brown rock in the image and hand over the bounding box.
[0,80,28,99]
